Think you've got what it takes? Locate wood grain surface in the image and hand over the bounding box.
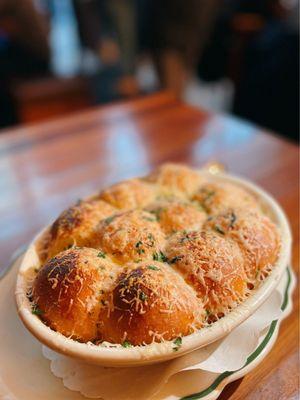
[0,92,298,399]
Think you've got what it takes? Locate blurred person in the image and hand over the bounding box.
[147,0,220,98]
[73,0,139,99]
[0,0,50,127]
[106,0,138,96]
[231,0,299,141]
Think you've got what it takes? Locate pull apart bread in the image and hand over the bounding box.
[30,164,280,346]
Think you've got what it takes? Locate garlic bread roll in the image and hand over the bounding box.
[100,178,156,210]
[166,230,248,317]
[32,247,120,342]
[92,210,166,263]
[97,261,204,345]
[41,199,116,261]
[193,182,259,214]
[204,208,280,281]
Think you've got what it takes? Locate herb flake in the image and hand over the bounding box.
[147,265,160,271]
[104,215,116,225]
[153,251,168,262]
[173,337,182,351]
[214,225,225,235]
[31,305,43,315]
[139,291,148,301]
[149,208,165,221]
[147,233,155,246]
[169,255,184,264]
[229,212,237,228]
[143,216,156,222]
[135,241,145,255]
[64,243,74,251]
[121,340,132,348]
[97,251,106,258]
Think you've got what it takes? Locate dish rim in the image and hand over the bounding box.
[14,170,292,367]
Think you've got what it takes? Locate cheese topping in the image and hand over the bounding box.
[31,164,280,346]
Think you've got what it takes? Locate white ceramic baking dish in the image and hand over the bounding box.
[15,170,291,367]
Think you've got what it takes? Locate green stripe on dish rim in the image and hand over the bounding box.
[181,267,292,400]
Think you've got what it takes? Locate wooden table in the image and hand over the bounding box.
[0,92,298,399]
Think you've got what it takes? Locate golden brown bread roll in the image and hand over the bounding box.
[100,178,156,209]
[41,199,116,261]
[91,209,166,262]
[145,200,206,235]
[193,182,259,214]
[204,208,280,281]
[32,247,120,342]
[146,163,205,197]
[30,163,281,346]
[166,230,248,316]
[97,261,204,345]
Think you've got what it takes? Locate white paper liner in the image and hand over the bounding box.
[42,286,283,400]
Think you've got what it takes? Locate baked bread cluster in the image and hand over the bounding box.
[30,164,280,346]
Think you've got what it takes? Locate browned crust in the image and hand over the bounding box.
[30,164,281,345]
[41,199,116,261]
[165,230,248,316]
[97,262,203,345]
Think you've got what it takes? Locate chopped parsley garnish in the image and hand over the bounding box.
[191,200,205,212]
[147,233,155,246]
[173,337,182,351]
[104,215,116,225]
[179,231,192,243]
[203,190,215,201]
[229,212,237,228]
[139,291,148,301]
[97,251,106,258]
[121,340,132,348]
[26,291,33,302]
[169,255,184,264]
[153,251,168,262]
[147,265,160,271]
[198,189,215,212]
[205,309,211,316]
[31,305,43,315]
[143,216,156,222]
[64,243,74,251]
[149,208,164,221]
[196,203,205,212]
[214,225,225,235]
[135,241,145,254]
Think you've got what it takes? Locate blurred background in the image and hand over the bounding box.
[0,0,298,141]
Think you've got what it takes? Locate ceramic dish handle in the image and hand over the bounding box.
[203,161,227,175]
